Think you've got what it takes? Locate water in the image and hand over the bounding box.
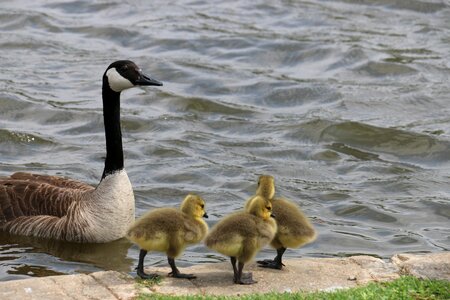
[1,0,449,281]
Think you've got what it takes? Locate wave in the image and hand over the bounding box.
[286,119,450,165]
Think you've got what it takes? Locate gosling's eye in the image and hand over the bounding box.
[200,204,204,209]
[265,206,271,211]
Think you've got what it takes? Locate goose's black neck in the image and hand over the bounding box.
[101,81,124,180]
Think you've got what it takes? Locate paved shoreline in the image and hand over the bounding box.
[1,252,448,299]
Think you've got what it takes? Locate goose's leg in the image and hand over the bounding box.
[168,257,196,279]
[257,247,286,270]
[136,249,159,279]
[234,261,257,285]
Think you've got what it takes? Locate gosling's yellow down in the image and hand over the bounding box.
[126,194,208,279]
[246,175,316,270]
[205,196,277,284]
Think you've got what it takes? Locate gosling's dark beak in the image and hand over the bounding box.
[135,73,163,86]
[203,212,209,218]
[271,213,276,219]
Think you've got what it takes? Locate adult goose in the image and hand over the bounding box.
[0,60,162,243]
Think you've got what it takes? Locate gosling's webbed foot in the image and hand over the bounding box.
[234,272,257,285]
[137,269,159,280]
[257,259,284,270]
[168,271,197,279]
[136,250,158,279]
[257,259,273,265]
[235,278,257,285]
[167,257,195,279]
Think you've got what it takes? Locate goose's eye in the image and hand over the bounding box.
[265,206,271,211]
[200,204,204,209]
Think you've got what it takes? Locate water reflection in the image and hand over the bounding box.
[0,232,133,281]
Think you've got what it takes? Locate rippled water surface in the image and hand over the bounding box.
[1,0,450,281]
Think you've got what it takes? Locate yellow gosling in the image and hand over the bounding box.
[205,196,277,284]
[246,175,316,270]
[126,194,208,279]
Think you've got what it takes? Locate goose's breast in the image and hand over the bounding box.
[82,170,135,242]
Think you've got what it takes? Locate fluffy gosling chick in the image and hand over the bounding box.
[205,196,277,284]
[126,194,208,279]
[246,175,316,270]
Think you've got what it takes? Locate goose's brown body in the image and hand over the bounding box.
[0,170,135,243]
[1,173,93,237]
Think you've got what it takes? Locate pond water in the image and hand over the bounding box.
[0,0,449,281]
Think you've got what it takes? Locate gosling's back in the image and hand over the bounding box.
[271,198,316,249]
[206,197,277,263]
[127,208,183,240]
[127,207,208,256]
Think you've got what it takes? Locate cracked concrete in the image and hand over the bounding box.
[0,252,448,299]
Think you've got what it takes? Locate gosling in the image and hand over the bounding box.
[205,196,277,285]
[246,175,316,270]
[126,194,208,279]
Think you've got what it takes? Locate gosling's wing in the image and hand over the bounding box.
[273,198,316,244]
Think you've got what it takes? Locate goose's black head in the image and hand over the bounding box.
[104,60,163,93]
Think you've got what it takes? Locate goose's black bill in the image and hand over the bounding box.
[136,73,163,86]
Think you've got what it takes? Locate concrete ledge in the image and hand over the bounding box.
[0,271,136,300]
[0,252,448,299]
[392,252,450,281]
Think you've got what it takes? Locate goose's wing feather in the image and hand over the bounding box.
[10,172,94,191]
[0,174,94,225]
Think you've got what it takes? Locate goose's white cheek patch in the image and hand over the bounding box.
[106,68,134,92]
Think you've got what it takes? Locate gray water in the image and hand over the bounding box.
[1,0,449,281]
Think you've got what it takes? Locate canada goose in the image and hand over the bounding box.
[126,194,208,279]
[0,60,162,243]
[246,175,316,270]
[205,196,277,285]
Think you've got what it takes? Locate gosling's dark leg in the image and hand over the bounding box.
[257,247,286,270]
[234,261,257,285]
[168,257,196,279]
[231,257,252,282]
[136,249,159,279]
[230,257,238,283]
